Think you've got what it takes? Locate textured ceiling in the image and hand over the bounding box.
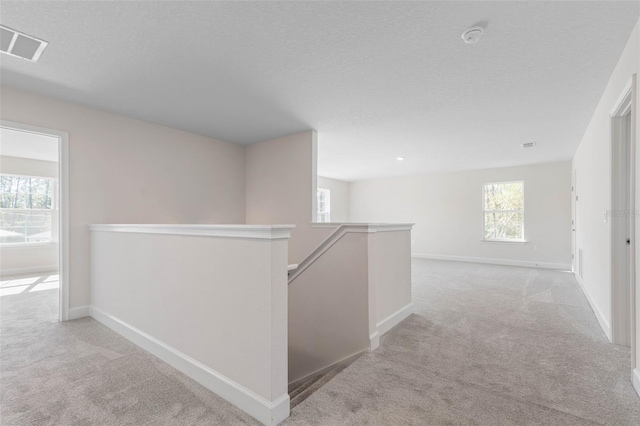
[1,1,638,180]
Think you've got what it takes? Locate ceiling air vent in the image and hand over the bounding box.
[461,26,485,44]
[522,142,536,149]
[0,25,48,62]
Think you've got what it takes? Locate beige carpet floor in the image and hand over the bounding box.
[2,260,640,425]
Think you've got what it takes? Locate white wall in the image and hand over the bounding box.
[572,20,639,362]
[246,131,333,264]
[287,224,413,384]
[288,231,370,383]
[1,86,246,309]
[0,155,57,178]
[90,225,291,425]
[634,28,640,400]
[350,161,572,269]
[0,245,58,276]
[317,176,350,222]
[573,20,639,342]
[372,229,412,325]
[0,155,59,275]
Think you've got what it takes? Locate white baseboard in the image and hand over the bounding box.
[0,265,58,278]
[412,253,571,271]
[377,303,415,337]
[574,273,612,342]
[369,331,380,351]
[89,306,289,426]
[69,305,90,320]
[633,368,640,398]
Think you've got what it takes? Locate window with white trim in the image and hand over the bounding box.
[483,181,524,241]
[0,174,55,244]
[317,188,331,223]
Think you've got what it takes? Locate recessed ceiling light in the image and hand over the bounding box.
[0,25,48,62]
[396,156,405,161]
[461,26,485,44]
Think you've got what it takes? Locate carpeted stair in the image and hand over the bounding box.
[288,360,355,409]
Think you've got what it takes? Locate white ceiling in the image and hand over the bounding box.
[0,128,58,162]
[0,1,638,181]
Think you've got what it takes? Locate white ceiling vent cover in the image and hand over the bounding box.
[461,26,485,44]
[522,142,536,149]
[0,25,48,62]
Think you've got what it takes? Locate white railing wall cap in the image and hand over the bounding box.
[366,223,414,232]
[88,224,296,240]
[311,223,414,232]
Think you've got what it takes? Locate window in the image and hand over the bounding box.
[0,175,55,244]
[483,181,524,241]
[317,188,331,223]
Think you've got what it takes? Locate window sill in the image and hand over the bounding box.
[481,239,527,245]
[0,242,58,250]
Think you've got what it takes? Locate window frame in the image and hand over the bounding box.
[481,180,526,243]
[317,188,331,223]
[0,172,58,247]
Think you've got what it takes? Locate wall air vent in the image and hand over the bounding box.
[522,142,536,149]
[0,25,48,62]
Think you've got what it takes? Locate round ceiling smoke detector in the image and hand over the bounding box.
[461,26,485,44]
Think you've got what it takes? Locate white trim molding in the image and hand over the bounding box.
[633,368,640,398]
[89,306,289,426]
[376,303,415,337]
[311,222,414,233]
[309,222,341,229]
[367,223,415,233]
[575,273,612,342]
[0,242,58,250]
[89,224,295,241]
[480,239,528,245]
[610,78,633,117]
[0,265,57,278]
[369,331,380,351]
[412,253,571,271]
[1,119,70,322]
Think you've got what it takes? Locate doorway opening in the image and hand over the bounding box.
[572,170,578,276]
[0,121,69,322]
[610,82,634,348]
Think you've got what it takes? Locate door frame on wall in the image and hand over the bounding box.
[610,78,636,349]
[610,84,632,347]
[572,169,578,275]
[1,120,70,321]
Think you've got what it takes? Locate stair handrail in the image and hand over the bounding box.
[288,224,348,284]
[288,223,414,284]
